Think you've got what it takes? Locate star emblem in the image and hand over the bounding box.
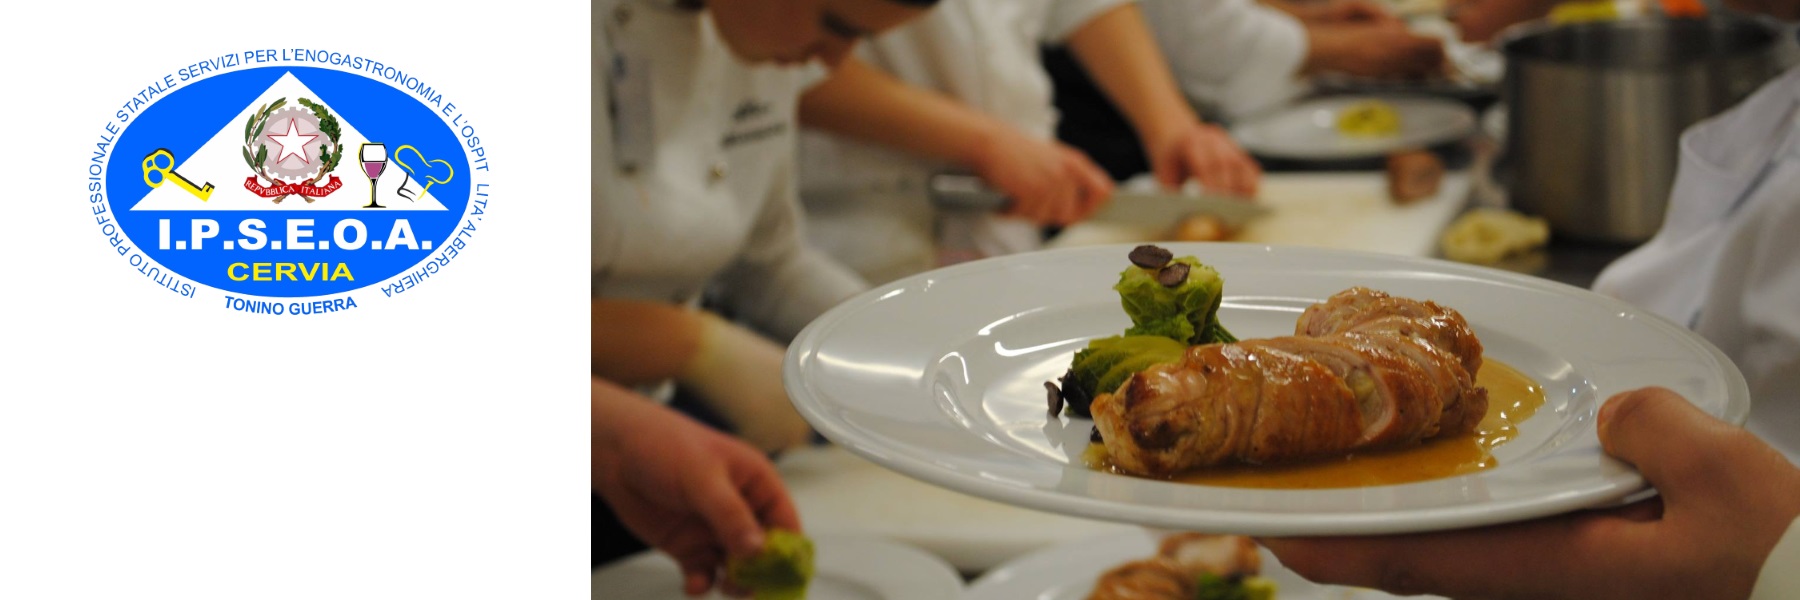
[266,118,320,165]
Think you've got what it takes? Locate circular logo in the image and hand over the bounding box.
[89,52,490,315]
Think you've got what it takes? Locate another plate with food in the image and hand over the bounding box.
[784,243,1748,536]
[591,533,964,600]
[1229,96,1477,161]
[965,530,1441,600]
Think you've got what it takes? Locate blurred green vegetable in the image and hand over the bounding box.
[1194,573,1277,600]
[1061,335,1186,416]
[726,529,813,600]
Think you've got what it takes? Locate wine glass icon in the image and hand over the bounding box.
[359,143,388,209]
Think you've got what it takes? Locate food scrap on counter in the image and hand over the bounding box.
[1386,149,1445,204]
[1172,213,1235,242]
[1439,207,1551,265]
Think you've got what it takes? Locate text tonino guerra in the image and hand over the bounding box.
[87,49,492,316]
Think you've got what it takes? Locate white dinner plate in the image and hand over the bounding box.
[1230,96,1477,160]
[784,243,1749,536]
[590,535,964,600]
[965,530,1441,600]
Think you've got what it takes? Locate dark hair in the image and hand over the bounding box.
[885,0,941,5]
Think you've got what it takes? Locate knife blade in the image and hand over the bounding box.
[1096,189,1269,230]
[927,173,1268,230]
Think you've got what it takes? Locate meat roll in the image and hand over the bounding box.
[1092,287,1488,476]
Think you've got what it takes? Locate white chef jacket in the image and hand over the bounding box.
[1589,65,1800,598]
[1138,0,1311,121]
[1592,64,1800,464]
[595,0,867,342]
[798,0,1130,285]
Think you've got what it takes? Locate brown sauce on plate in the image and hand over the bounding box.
[1084,359,1545,489]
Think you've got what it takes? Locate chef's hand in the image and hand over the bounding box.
[1285,0,1404,24]
[1146,121,1261,198]
[594,378,804,597]
[1305,22,1448,79]
[1447,0,1558,42]
[971,126,1114,226]
[1261,387,1800,600]
[679,311,816,454]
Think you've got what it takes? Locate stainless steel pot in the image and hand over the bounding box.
[1501,16,1786,244]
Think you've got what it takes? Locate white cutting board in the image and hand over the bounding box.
[778,445,1139,574]
[1049,171,1470,259]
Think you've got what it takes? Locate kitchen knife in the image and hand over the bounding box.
[927,173,1269,230]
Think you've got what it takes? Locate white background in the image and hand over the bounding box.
[0,1,589,597]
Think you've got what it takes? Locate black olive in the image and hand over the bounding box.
[1128,245,1173,269]
[1157,262,1191,287]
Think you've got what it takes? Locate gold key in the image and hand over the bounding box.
[141,148,215,201]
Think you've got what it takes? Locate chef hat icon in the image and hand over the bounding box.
[393,144,454,201]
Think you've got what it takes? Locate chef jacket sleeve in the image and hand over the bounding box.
[1727,172,1800,458]
[1752,516,1800,599]
[1043,0,1135,43]
[713,149,871,343]
[1137,0,1309,120]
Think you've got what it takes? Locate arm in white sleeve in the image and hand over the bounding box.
[1044,0,1135,43]
[714,150,870,343]
[1684,146,1800,600]
[1723,172,1800,461]
[1137,0,1309,119]
[1751,516,1800,599]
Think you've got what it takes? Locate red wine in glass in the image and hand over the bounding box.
[359,142,388,208]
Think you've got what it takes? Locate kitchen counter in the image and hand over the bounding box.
[1049,170,1474,259]
[1488,239,1635,290]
